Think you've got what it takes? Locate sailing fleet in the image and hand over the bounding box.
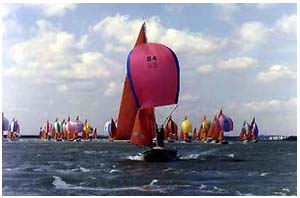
[2,23,260,161]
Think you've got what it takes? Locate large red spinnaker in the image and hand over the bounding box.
[127,43,180,109]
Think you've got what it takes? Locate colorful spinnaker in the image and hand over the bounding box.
[2,116,9,132]
[218,110,233,132]
[127,43,180,108]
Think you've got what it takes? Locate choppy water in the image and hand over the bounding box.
[2,139,296,196]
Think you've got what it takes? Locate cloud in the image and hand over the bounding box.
[275,14,297,36]
[29,4,77,17]
[93,14,226,56]
[71,52,116,79]
[257,65,296,82]
[163,4,186,14]
[2,5,11,18]
[104,81,122,96]
[215,3,240,22]
[217,56,257,70]
[242,97,296,112]
[196,64,214,74]
[238,21,270,44]
[2,19,22,36]
[4,19,119,83]
[256,3,276,10]
[180,93,199,102]
[57,84,68,92]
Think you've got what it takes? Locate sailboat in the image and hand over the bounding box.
[2,113,9,140]
[217,110,233,144]
[192,127,198,141]
[164,116,178,142]
[111,23,180,162]
[199,115,211,142]
[180,117,192,143]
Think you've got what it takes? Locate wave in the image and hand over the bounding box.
[179,148,220,160]
[228,153,235,158]
[235,190,255,196]
[179,153,200,160]
[260,172,270,177]
[52,176,165,193]
[126,154,144,161]
[83,151,96,154]
[109,169,122,174]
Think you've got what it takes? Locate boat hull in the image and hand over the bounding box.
[141,147,177,162]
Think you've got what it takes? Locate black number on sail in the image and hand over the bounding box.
[146,55,158,62]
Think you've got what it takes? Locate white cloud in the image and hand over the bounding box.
[57,84,68,92]
[71,52,115,79]
[163,4,186,14]
[215,3,240,22]
[2,5,11,18]
[242,97,296,112]
[257,65,296,82]
[180,93,199,102]
[256,3,276,10]
[29,4,77,17]
[238,21,270,44]
[4,19,119,83]
[2,19,22,36]
[93,14,225,56]
[275,14,297,36]
[196,64,214,74]
[104,81,121,96]
[217,56,257,69]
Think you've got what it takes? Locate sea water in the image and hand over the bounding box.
[2,139,296,196]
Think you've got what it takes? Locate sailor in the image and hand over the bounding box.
[39,127,43,138]
[156,125,165,147]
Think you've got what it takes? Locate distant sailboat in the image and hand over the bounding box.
[181,117,192,143]
[164,116,178,142]
[113,23,180,162]
[252,122,259,143]
[217,110,233,144]
[199,116,211,142]
[192,127,198,141]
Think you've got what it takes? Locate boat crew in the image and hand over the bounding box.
[156,125,165,147]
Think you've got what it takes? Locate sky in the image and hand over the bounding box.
[2,3,297,136]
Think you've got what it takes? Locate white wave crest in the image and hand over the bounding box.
[228,153,235,158]
[260,172,270,177]
[53,176,164,193]
[149,179,158,186]
[127,155,144,161]
[109,169,122,174]
[180,153,200,160]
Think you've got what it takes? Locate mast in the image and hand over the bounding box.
[113,23,152,140]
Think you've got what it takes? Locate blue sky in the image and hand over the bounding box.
[2,3,297,136]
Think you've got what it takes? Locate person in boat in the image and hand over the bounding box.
[38,127,43,139]
[156,124,165,147]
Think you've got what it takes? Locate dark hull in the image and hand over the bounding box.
[142,147,177,162]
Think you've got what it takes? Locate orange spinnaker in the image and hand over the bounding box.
[130,107,156,146]
[114,22,155,144]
